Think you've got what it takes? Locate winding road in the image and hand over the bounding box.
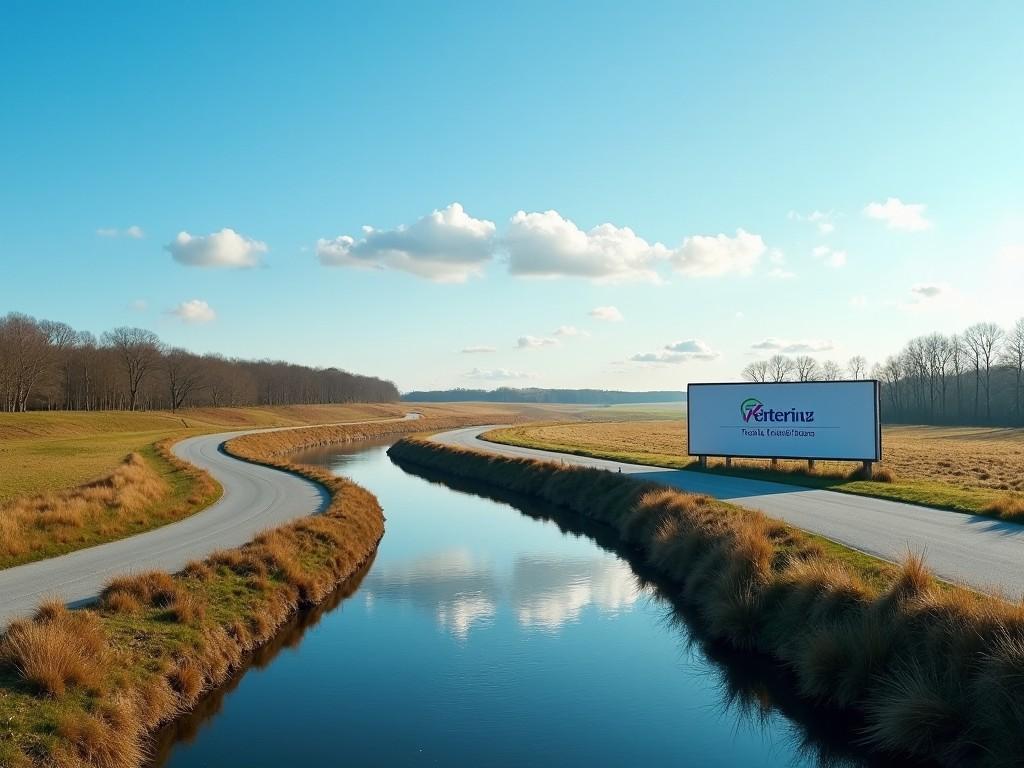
[4,414,1023,627]
[432,426,1024,599]
[0,416,416,627]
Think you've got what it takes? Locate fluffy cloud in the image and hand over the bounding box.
[166,228,267,268]
[464,367,532,381]
[317,203,495,283]
[631,339,719,363]
[899,282,959,313]
[461,345,496,354]
[504,210,668,282]
[553,325,589,337]
[97,225,144,239]
[751,337,834,353]
[864,198,932,231]
[589,305,623,322]
[788,210,835,235]
[169,299,216,324]
[517,335,559,349]
[812,245,847,268]
[671,229,766,277]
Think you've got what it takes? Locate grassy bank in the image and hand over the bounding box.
[484,421,1024,520]
[389,437,1024,766]
[0,439,220,570]
[0,414,510,767]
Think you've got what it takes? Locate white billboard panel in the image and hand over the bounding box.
[687,381,881,461]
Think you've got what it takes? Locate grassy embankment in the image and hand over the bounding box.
[390,437,1024,767]
[0,413,505,768]
[484,420,1024,519]
[0,402,500,570]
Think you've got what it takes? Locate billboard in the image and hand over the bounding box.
[687,380,881,461]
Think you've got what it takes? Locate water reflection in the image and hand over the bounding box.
[361,548,642,638]
[151,442,927,768]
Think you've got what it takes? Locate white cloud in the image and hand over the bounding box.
[97,225,145,239]
[751,337,834,353]
[169,299,216,324]
[553,325,589,337]
[317,203,495,283]
[589,305,623,322]
[812,245,847,268]
[517,335,559,349]
[631,339,719,363]
[166,228,267,268]
[671,228,766,277]
[128,299,147,312]
[849,295,868,308]
[461,345,496,354]
[464,367,533,381]
[504,210,667,282]
[864,197,932,231]
[899,282,959,313]
[788,210,835,235]
[767,267,796,279]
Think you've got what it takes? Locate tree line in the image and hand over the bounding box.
[741,318,1024,427]
[403,387,685,404]
[0,312,399,412]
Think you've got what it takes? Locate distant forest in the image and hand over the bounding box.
[741,319,1024,427]
[403,387,685,405]
[0,312,399,412]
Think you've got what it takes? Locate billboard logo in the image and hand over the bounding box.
[740,397,815,423]
[740,398,763,422]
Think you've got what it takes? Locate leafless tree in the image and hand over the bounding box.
[1001,318,1024,421]
[766,354,795,382]
[793,355,820,382]
[101,327,162,411]
[964,322,1004,422]
[819,360,842,381]
[847,355,867,380]
[163,349,205,412]
[742,360,770,383]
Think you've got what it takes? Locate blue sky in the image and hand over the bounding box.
[2,2,1022,392]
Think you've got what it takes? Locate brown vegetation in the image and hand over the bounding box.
[0,438,219,569]
[389,437,1024,766]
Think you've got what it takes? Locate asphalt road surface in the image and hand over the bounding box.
[0,415,417,627]
[431,425,1024,598]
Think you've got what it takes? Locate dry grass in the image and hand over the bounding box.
[486,420,1024,516]
[0,438,221,570]
[1,603,106,698]
[390,437,1024,767]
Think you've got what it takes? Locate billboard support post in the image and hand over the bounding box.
[808,459,816,472]
[698,455,708,468]
[725,457,733,468]
[862,460,873,478]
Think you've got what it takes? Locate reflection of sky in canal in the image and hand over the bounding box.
[157,440,871,768]
[363,549,643,638]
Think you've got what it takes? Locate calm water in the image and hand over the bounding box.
[151,439,883,768]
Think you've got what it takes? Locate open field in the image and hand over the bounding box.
[484,420,1024,518]
[391,437,1024,767]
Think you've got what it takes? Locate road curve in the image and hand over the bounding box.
[0,415,417,627]
[431,426,1024,598]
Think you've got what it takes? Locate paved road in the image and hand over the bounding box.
[0,415,418,627]
[432,426,1024,598]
